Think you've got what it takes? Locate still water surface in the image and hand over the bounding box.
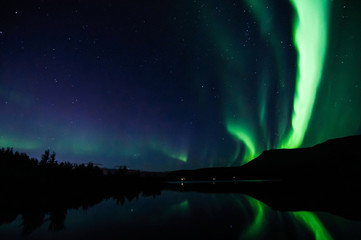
[1,190,361,240]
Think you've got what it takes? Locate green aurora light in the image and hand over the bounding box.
[293,212,333,240]
[283,1,331,238]
[241,196,266,239]
[227,0,333,239]
[281,0,330,149]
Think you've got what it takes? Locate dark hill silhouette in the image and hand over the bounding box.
[238,134,361,181]
[164,135,361,221]
[166,135,361,181]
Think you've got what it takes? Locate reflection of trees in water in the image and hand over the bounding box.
[48,208,67,232]
[0,147,164,236]
[0,189,162,236]
[21,210,46,236]
[0,182,163,236]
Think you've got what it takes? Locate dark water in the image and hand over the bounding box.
[1,189,361,240]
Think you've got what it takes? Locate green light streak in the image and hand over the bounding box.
[242,196,266,239]
[148,138,188,163]
[226,122,257,164]
[303,0,361,146]
[281,0,330,148]
[170,153,187,163]
[293,212,332,240]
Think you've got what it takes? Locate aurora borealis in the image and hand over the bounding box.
[281,0,329,149]
[1,1,361,239]
[1,0,361,172]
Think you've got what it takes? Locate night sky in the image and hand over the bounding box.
[1,0,360,171]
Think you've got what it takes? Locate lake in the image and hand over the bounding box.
[1,186,361,240]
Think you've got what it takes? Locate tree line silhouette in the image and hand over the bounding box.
[0,148,164,236]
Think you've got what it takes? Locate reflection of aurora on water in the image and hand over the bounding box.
[228,195,333,239]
